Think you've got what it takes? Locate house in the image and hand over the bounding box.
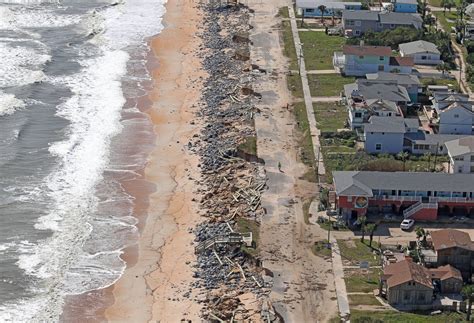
[332,171,474,221]
[364,116,417,153]
[366,72,421,102]
[333,45,414,76]
[404,133,465,155]
[342,10,423,36]
[446,136,474,173]
[343,79,410,128]
[381,260,434,307]
[391,0,418,13]
[399,40,442,65]
[430,229,474,281]
[429,265,463,294]
[431,92,474,135]
[296,0,362,17]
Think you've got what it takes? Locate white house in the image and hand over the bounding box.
[431,92,474,135]
[364,117,408,153]
[446,136,474,173]
[399,40,441,65]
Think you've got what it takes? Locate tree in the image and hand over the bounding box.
[366,223,377,247]
[462,285,474,321]
[359,215,367,243]
[318,5,327,25]
[441,0,455,14]
[436,62,450,76]
[415,226,430,245]
[397,151,409,171]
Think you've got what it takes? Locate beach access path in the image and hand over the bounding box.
[249,0,338,321]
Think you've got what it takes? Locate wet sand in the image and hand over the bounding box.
[104,0,204,321]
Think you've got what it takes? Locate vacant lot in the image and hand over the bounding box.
[313,102,347,132]
[299,31,345,70]
[308,74,354,97]
[337,239,380,266]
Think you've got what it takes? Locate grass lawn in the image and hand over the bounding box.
[308,74,354,97]
[299,31,345,70]
[236,217,259,256]
[282,21,298,70]
[421,77,459,90]
[433,12,457,33]
[351,310,467,323]
[337,239,380,266]
[345,269,381,293]
[294,102,317,178]
[348,294,381,306]
[312,240,332,258]
[278,6,289,19]
[313,102,347,132]
[287,73,304,98]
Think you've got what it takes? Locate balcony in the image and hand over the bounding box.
[429,197,474,203]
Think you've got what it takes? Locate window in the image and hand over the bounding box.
[305,8,314,13]
[404,291,410,300]
[471,155,474,162]
[347,20,354,26]
[388,112,392,116]
[378,65,384,71]
[358,55,364,59]
[375,143,382,151]
[390,24,396,28]
[471,165,474,173]
[355,30,361,35]
[458,166,463,173]
[355,112,362,118]
[379,56,384,61]
[454,114,459,118]
[421,55,427,60]
[355,20,361,26]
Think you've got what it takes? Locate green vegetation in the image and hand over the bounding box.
[312,240,332,258]
[236,217,259,256]
[238,136,257,156]
[299,31,345,70]
[281,21,298,70]
[294,102,317,178]
[348,294,381,306]
[433,11,457,33]
[278,6,289,19]
[345,269,381,293]
[287,73,304,98]
[308,74,355,97]
[313,102,347,132]
[351,310,467,323]
[421,77,459,88]
[337,239,380,266]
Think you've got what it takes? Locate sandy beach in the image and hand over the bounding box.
[104,0,205,321]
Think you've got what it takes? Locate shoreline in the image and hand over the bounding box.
[103,0,205,321]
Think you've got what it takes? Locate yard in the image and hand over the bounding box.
[337,239,380,266]
[308,74,355,97]
[433,12,457,33]
[299,31,345,70]
[350,310,467,323]
[294,102,317,181]
[312,240,332,258]
[348,294,381,306]
[313,102,348,132]
[345,269,382,293]
[421,77,459,90]
[282,20,298,70]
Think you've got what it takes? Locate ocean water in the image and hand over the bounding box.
[0,0,164,321]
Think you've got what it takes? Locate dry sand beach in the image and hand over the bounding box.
[105,0,204,321]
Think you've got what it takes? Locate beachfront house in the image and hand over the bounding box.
[399,40,442,65]
[431,92,474,135]
[333,45,413,76]
[446,136,474,173]
[296,0,362,17]
[366,72,421,102]
[343,79,410,129]
[342,11,423,36]
[404,133,465,155]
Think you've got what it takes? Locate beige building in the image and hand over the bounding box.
[446,137,474,173]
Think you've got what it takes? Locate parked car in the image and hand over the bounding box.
[400,219,415,230]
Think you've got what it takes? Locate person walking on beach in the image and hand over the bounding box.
[278,161,282,172]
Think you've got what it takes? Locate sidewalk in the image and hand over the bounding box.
[288,5,326,179]
[330,238,351,320]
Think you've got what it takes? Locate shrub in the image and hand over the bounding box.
[467,53,474,65]
[465,41,474,53]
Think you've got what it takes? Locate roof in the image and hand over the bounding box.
[383,260,433,289]
[343,10,379,21]
[364,116,406,133]
[442,101,474,113]
[366,99,399,112]
[445,136,474,157]
[430,229,474,251]
[395,0,418,4]
[433,92,470,103]
[345,79,411,102]
[399,40,440,55]
[405,133,465,146]
[333,171,474,196]
[404,118,420,129]
[378,12,423,26]
[366,72,421,86]
[343,45,392,56]
[389,56,414,67]
[429,265,463,281]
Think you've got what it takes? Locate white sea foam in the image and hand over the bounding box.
[0,91,26,116]
[0,6,79,29]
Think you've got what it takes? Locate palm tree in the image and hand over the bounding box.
[397,151,409,171]
[359,215,367,243]
[415,226,425,241]
[462,285,474,321]
[318,5,327,25]
[366,223,377,247]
